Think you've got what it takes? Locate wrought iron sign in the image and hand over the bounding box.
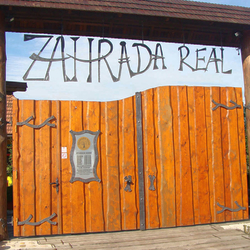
[23,34,232,84]
[70,130,101,183]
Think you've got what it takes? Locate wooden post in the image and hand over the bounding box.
[242,31,250,189]
[0,10,7,240]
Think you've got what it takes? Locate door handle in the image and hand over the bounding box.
[50,177,59,193]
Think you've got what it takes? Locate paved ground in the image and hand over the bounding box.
[1,217,250,250]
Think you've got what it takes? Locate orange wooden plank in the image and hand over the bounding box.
[154,86,176,228]
[83,101,104,233]
[221,87,243,221]
[205,87,225,223]
[35,101,52,236]
[60,101,72,234]
[118,97,138,230]
[171,86,194,226]
[100,101,121,232]
[12,98,20,237]
[235,88,249,219]
[188,86,210,225]
[51,101,61,234]
[69,101,85,233]
[141,88,160,230]
[19,100,36,236]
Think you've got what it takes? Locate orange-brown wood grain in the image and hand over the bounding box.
[101,101,121,232]
[19,100,35,236]
[35,101,52,236]
[188,87,210,225]
[154,86,176,228]
[51,101,61,234]
[69,101,85,233]
[12,98,20,237]
[84,101,104,233]
[227,88,244,221]
[141,89,160,230]
[60,101,72,234]
[171,86,194,226]
[235,88,249,219]
[118,97,138,230]
[221,88,243,221]
[205,87,225,223]
[12,86,249,237]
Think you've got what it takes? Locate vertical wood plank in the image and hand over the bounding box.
[205,87,225,223]
[235,88,249,219]
[221,87,243,221]
[84,101,104,233]
[101,101,121,232]
[51,101,61,234]
[60,101,72,234]
[171,86,194,226]
[188,87,210,225]
[19,100,35,236]
[69,101,85,233]
[35,101,52,236]
[141,89,160,229]
[154,86,176,228]
[12,98,20,237]
[119,97,138,230]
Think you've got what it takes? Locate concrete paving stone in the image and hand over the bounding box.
[0,240,53,249]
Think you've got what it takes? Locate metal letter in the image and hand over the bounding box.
[153,43,167,70]
[178,45,195,72]
[206,48,221,73]
[23,34,53,81]
[220,48,232,74]
[195,48,207,71]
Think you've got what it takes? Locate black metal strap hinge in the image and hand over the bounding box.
[17,115,56,129]
[212,100,241,111]
[0,117,11,128]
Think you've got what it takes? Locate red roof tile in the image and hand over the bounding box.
[1,0,250,25]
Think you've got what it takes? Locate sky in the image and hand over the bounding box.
[6,0,250,102]
[187,0,250,7]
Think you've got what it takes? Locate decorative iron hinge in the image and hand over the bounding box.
[0,218,6,229]
[17,213,57,226]
[244,104,250,110]
[212,100,241,111]
[0,117,12,128]
[17,115,56,129]
[217,201,246,214]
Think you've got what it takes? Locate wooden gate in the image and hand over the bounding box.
[12,86,249,237]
